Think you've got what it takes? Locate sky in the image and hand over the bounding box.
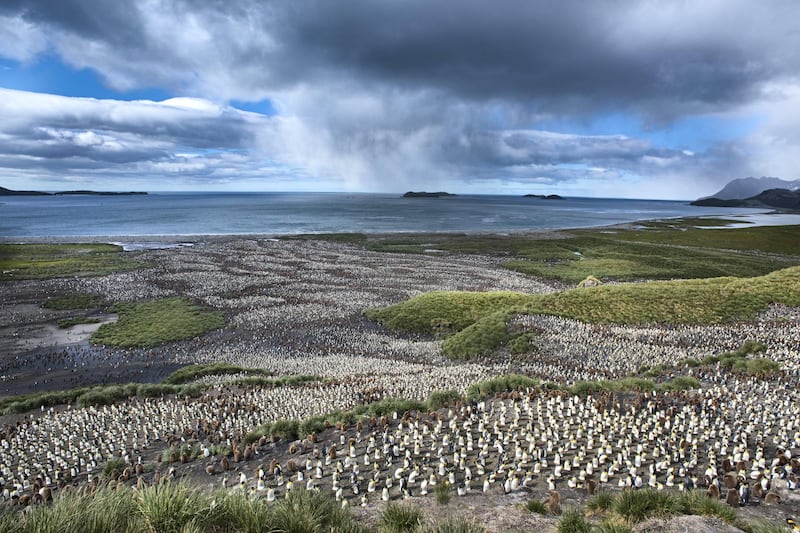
[1,1,800,199]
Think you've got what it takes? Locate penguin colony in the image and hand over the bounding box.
[0,238,798,513]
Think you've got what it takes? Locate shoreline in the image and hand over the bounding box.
[2,211,800,246]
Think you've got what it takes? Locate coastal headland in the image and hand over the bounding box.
[1,217,799,531]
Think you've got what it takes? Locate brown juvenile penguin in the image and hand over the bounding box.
[726,488,739,507]
[547,490,562,515]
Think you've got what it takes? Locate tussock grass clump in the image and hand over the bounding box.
[210,489,272,532]
[586,491,615,514]
[91,297,225,348]
[423,516,485,533]
[592,521,632,533]
[102,457,128,478]
[525,499,549,515]
[379,502,424,533]
[660,376,700,391]
[269,488,361,533]
[466,374,538,400]
[674,490,739,525]
[603,489,742,527]
[557,508,592,533]
[435,481,452,506]
[613,489,679,523]
[0,480,370,533]
[746,519,794,533]
[270,419,300,441]
[427,390,464,410]
[134,482,215,533]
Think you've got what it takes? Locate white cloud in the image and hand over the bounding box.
[0,15,48,62]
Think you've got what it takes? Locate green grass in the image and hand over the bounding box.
[368,266,800,359]
[466,374,539,400]
[365,291,529,336]
[42,293,106,310]
[0,483,368,533]
[557,509,592,533]
[423,516,486,533]
[91,297,226,348]
[605,489,744,527]
[162,363,275,384]
[57,316,103,328]
[337,223,799,284]
[0,243,147,281]
[427,389,464,410]
[379,502,424,533]
[434,480,452,506]
[0,381,206,415]
[102,457,128,479]
[525,499,549,515]
[587,492,615,514]
[616,220,800,256]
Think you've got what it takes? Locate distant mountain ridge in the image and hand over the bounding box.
[691,188,800,210]
[703,176,800,200]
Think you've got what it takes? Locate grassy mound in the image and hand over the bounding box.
[367,266,800,359]
[91,297,225,348]
[365,291,528,335]
[0,243,146,281]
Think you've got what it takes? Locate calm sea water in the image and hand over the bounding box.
[0,192,772,239]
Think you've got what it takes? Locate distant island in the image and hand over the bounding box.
[523,194,563,200]
[0,186,147,196]
[691,188,800,211]
[402,191,456,198]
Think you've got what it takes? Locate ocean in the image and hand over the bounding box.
[0,192,777,239]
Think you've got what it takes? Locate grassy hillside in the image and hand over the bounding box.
[367,265,800,359]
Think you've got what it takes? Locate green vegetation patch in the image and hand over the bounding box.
[340,223,799,284]
[365,291,529,335]
[0,243,147,281]
[163,363,272,384]
[42,292,106,310]
[617,221,800,256]
[368,266,800,359]
[284,232,369,244]
[0,365,318,416]
[0,382,203,415]
[91,297,225,348]
[57,316,103,329]
[379,502,424,532]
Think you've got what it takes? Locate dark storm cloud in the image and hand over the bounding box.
[6,0,796,113]
[1,1,797,194]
